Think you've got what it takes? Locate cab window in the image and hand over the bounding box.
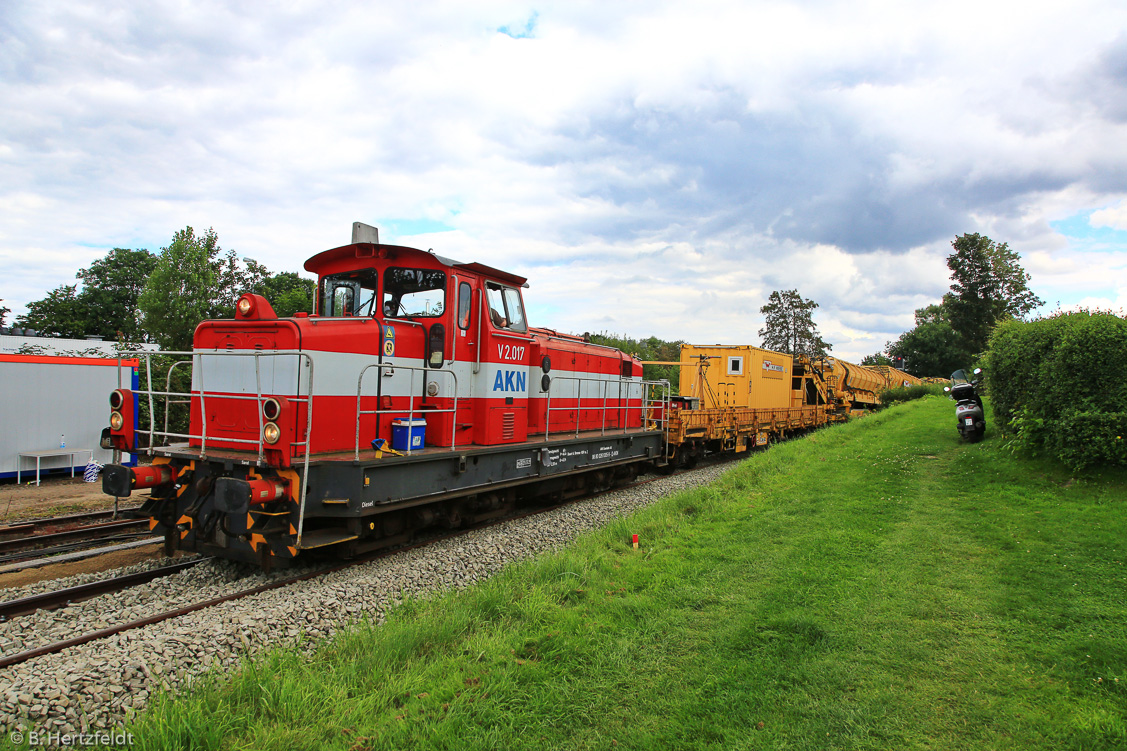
[486,282,527,332]
[383,268,446,318]
[320,270,379,317]
[458,281,472,329]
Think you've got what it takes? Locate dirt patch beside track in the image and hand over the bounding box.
[0,473,160,589]
[0,475,123,522]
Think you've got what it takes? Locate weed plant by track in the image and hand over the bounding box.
[118,397,1126,751]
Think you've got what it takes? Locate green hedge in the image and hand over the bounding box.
[878,383,945,407]
[984,311,1127,470]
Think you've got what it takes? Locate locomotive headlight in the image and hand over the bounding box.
[109,390,125,410]
[263,422,281,444]
[109,411,124,431]
[262,397,281,421]
[237,296,254,316]
[426,381,439,397]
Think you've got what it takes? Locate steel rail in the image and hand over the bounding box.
[0,520,149,555]
[0,559,203,622]
[0,507,144,539]
[0,532,155,566]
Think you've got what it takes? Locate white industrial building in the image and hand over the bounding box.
[1,349,141,482]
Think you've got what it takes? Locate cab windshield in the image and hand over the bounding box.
[320,270,379,317]
[383,268,446,318]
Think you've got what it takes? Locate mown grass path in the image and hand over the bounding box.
[126,397,1126,750]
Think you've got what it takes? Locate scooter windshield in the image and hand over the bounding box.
[950,369,970,385]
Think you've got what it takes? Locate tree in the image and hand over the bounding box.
[15,285,87,338]
[0,300,9,327]
[213,250,271,318]
[75,247,158,341]
[139,227,282,349]
[139,227,220,350]
[945,233,1043,354]
[262,272,316,317]
[590,332,685,390]
[14,247,157,342]
[884,304,972,377]
[758,289,832,357]
[861,352,891,366]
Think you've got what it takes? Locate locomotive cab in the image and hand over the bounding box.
[303,233,536,449]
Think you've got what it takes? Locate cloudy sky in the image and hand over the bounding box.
[3,0,1126,360]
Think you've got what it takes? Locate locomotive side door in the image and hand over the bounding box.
[446,275,478,446]
[472,280,532,444]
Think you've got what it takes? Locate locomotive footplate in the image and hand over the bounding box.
[304,428,667,518]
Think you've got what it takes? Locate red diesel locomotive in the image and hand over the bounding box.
[102,223,669,567]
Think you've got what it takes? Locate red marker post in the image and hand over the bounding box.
[631,534,639,549]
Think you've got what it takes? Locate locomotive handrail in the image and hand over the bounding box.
[307,317,379,325]
[493,332,534,343]
[111,350,316,544]
[353,363,460,460]
[120,350,314,454]
[542,374,665,444]
[380,317,424,329]
[162,359,194,448]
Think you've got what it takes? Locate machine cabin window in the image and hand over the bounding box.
[727,356,743,375]
[383,268,447,318]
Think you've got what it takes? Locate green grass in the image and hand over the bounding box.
[120,396,1127,750]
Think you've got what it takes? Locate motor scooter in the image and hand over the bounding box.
[944,368,985,442]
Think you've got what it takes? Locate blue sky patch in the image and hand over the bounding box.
[380,218,457,237]
[498,12,538,39]
[1050,212,1127,249]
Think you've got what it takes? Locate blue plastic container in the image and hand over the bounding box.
[391,417,427,451]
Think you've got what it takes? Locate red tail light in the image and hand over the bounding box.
[108,389,136,451]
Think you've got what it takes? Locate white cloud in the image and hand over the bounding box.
[1091,201,1127,231]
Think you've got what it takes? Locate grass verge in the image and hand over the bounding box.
[121,397,1127,750]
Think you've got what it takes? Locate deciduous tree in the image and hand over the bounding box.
[138,227,220,350]
[15,248,157,341]
[885,304,973,377]
[15,285,87,338]
[758,289,832,357]
[262,272,316,317]
[945,233,1043,354]
[75,247,158,341]
[139,227,285,349]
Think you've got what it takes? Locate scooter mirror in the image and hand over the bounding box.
[973,368,982,375]
[943,386,950,392]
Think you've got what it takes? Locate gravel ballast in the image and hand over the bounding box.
[0,463,733,734]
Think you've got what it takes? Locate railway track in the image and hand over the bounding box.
[0,519,152,565]
[0,464,711,671]
[0,559,202,623]
[0,507,143,540]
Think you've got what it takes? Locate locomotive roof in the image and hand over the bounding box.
[304,243,529,288]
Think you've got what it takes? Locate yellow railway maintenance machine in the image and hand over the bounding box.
[644,344,833,467]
